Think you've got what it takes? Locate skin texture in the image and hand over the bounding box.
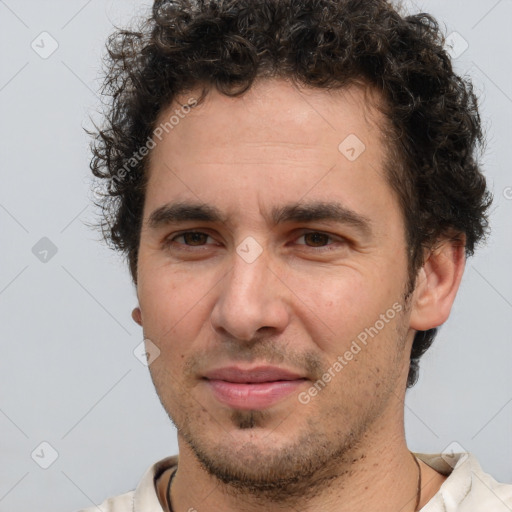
[132,78,464,512]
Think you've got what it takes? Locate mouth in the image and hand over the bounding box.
[202,366,308,410]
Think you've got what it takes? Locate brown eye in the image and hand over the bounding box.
[293,231,349,254]
[296,231,335,248]
[179,232,209,246]
[163,231,214,249]
[301,232,331,247]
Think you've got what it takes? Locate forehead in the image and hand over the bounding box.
[152,78,389,159]
[143,78,400,235]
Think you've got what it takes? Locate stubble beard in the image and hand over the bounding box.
[166,355,404,505]
[177,406,369,504]
[153,290,413,505]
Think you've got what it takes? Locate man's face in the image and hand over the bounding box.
[136,79,416,493]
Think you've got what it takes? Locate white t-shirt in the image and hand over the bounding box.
[77,452,512,511]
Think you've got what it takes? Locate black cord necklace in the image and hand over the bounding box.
[165,456,422,512]
[411,452,423,512]
[165,467,177,512]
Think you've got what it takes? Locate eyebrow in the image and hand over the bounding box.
[147,200,372,235]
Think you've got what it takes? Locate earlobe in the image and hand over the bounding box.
[409,236,466,332]
[132,306,143,326]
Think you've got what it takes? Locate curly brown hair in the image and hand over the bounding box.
[89,0,491,387]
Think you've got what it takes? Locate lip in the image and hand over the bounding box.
[203,366,305,383]
[203,366,307,410]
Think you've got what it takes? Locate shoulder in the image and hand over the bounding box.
[465,460,512,510]
[73,455,178,512]
[76,491,134,512]
[416,452,512,511]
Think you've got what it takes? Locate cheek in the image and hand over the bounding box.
[290,267,400,354]
[138,264,208,337]
[315,310,408,405]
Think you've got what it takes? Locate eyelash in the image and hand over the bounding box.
[163,230,345,252]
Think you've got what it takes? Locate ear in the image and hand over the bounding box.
[132,306,143,326]
[409,235,466,331]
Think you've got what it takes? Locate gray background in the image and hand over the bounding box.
[1,1,511,511]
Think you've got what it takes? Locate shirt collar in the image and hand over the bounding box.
[133,455,178,512]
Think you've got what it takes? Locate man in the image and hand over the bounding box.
[82,0,511,510]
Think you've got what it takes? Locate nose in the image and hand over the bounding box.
[210,247,290,343]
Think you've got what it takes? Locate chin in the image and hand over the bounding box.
[175,408,365,502]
